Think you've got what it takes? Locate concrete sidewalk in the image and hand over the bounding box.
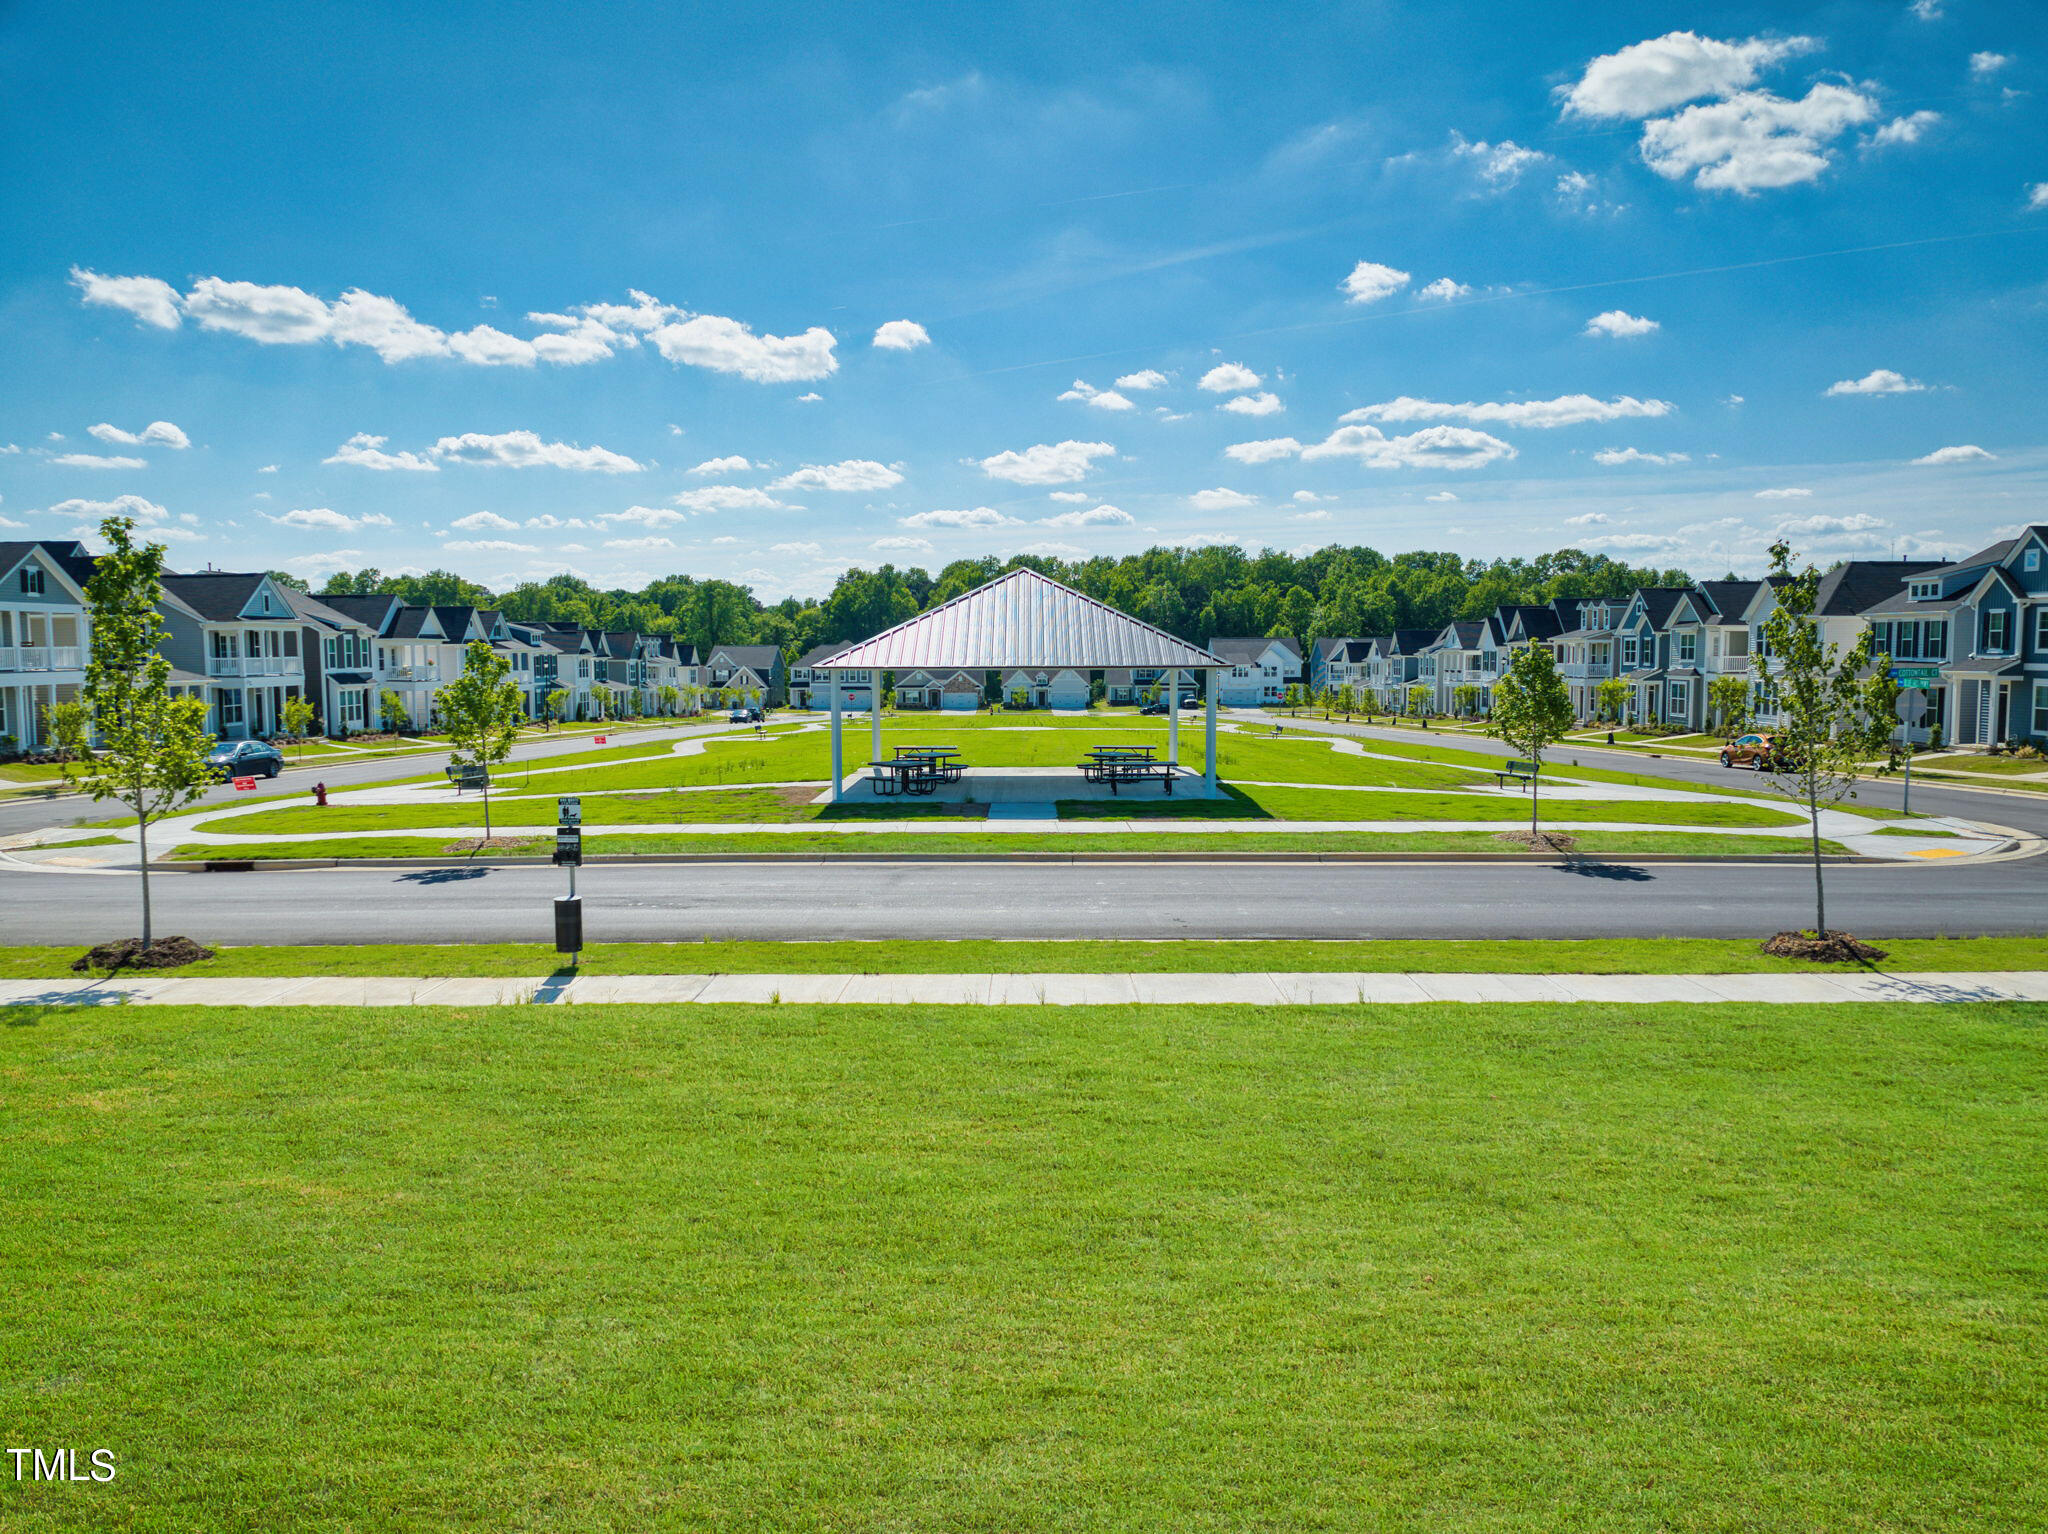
[2,971,2043,1008]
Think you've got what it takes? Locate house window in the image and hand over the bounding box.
[1677,632,1697,664]
[1893,622,1919,661]
[217,690,244,728]
[1621,637,1638,667]
[1868,622,1892,656]
[2036,682,2048,737]
[1923,620,1947,659]
[1668,681,1688,713]
[211,631,237,659]
[2036,609,2048,651]
[18,566,44,595]
[2026,548,2042,572]
[1984,610,2011,653]
[1910,581,1939,600]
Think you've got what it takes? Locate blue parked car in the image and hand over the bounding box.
[205,739,285,780]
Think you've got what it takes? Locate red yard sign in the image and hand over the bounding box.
[232,775,258,791]
[594,735,607,745]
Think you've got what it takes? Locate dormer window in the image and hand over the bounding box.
[1909,580,1939,600]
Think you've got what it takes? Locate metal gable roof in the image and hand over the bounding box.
[820,568,1227,672]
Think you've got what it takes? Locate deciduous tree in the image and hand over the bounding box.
[1488,641,1574,839]
[438,641,525,843]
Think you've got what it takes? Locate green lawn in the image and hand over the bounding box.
[6,934,2043,980]
[167,828,1851,861]
[1916,754,2048,776]
[208,785,979,833]
[2,1000,2043,1530]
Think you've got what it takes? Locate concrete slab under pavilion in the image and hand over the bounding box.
[815,568,1230,805]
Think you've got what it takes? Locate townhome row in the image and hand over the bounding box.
[0,544,788,749]
[1306,524,2048,749]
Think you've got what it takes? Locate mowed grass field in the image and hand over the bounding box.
[3,999,2044,1530]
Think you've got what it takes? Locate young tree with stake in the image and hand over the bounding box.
[1753,541,1899,944]
[281,694,317,756]
[438,641,525,844]
[1488,641,1575,842]
[68,517,216,953]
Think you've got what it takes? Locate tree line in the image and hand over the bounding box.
[285,543,1697,659]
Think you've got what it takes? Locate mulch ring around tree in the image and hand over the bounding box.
[1760,930,1890,964]
[1493,829,1580,855]
[72,935,217,974]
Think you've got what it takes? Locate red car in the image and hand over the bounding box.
[1720,733,1790,770]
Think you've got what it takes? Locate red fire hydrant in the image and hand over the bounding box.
[313,781,329,807]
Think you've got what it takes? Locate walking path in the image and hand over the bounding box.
[3,970,2044,1007]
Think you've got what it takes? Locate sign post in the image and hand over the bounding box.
[553,795,583,964]
[1895,689,1928,816]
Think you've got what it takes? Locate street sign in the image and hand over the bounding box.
[1891,667,1940,684]
[232,775,257,791]
[553,826,583,866]
[1896,688,1928,726]
[557,795,582,827]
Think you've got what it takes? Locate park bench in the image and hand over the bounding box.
[446,763,490,793]
[1494,759,1538,791]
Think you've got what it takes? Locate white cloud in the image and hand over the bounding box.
[1015,541,1087,558]
[1553,170,1622,216]
[330,290,464,363]
[1344,393,1672,428]
[600,536,677,551]
[47,494,169,522]
[1585,310,1659,338]
[523,514,590,529]
[256,464,278,473]
[1048,490,1092,503]
[1425,491,1460,503]
[1565,512,1609,525]
[443,539,540,553]
[1115,369,1168,391]
[1826,368,1926,396]
[273,550,362,575]
[977,440,1115,484]
[770,459,904,493]
[1639,84,1879,193]
[432,431,643,472]
[1579,533,1680,553]
[671,485,788,513]
[1910,0,1941,18]
[2028,183,2048,211]
[1593,447,1689,465]
[1912,444,1995,465]
[649,314,837,382]
[1154,409,1191,422]
[1560,31,1819,119]
[1040,503,1133,527]
[1339,262,1410,304]
[605,506,686,527]
[1449,133,1547,186]
[689,456,752,475]
[872,319,931,350]
[1754,487,1812,499]
[1225,437,1304,464]
[1418,278,1471,302]
[1188,488,1256,510]
[1292,509,1330,522]
[1870,110,1941,147]
[795,392,823,403]
[1220,392,1284,416]
[1198,362,1263,392]
[771,541,823,555]
[1302,424,1518,470]
[449,511,520,531]
[269,507,393,532]
[181,276,338,344]
[1292,491,1331,504]
[1058,379,1137,411]
[1971,51,2011,76]
[89,420,189,449]
[69,268,183,329]
[324,433,438,471]
[1775,513,1886,535]
[901,506,1021,529]
[872,536,934,553]
[445,324,539,367]
[50,453,146,469]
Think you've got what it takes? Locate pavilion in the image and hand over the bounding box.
[815,568,1231,803]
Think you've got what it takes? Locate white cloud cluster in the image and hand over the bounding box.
[449,511,520,531]
[872,536,934,553]
[1776,512,1885,535]
[1418,278,1471,302]
[871,319,931,350]
[977,440,1115,485]
[1198,363,1262,392]
[1754,487,1812,499]
[1584,310,1659,338]
[1040,503,1133,527]
[1579,533,1680,554]
[1059,379,1136,411]
[71,270,839,382]
[689,456,752,475]
[51,453,147,469]
[89,420,189,449]
[670,486,789,513]
[1565,512,1609,526]
[1560,32,1878,193]
[1971,51,2011,77]
[1188,488,1256,511]
[324,433,438,471]
[269,507,394,532]
[1115,370,1168,390]
[1344,394,1672,428]
[901,507,1021,529]
[48,494,170,523]
[1870,110,1941,148]
[1220,391,1284,417]
[432,431,643,472]
[1239,424,1516,471]
[1339,262,1410,304]
[1225,437,1304,465]
[1449,133,1547,186]
[1912,444,1994,465]
[769,460,903,492]
[1826,368,1926,395]
[1593,447,1689,465]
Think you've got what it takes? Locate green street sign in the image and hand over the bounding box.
[1890,667,1940,684]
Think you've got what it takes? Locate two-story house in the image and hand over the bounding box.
[1207,636,1300,707]
[157,572,310,739]
[1745,560,1945,732]
[704,644,785,706]
[0,540,96,752]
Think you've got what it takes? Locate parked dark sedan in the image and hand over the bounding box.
[205,739,285,779]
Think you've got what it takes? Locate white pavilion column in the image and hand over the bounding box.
[1204,673,1218,791]
[1167,669,1179,765]
[829,683,844,804]
[870,677,882,765]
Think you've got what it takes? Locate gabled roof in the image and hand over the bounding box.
[315,593,405,633]
[1811,560,1945,617]
[1206,636,1296,665]
[158,572,297,623]
[279,586,366,631]
[709,643,783,670]
[1501,605,1562,641]
[796,643,848,667]
[1383,627,1440,655]
[1438,620,1485,647]
[1696,578,1763,618]
[387,605,447,640]
[0,541,95,602]
[821,569,1226,672]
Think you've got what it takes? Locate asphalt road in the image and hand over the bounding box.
[2,712,2043,944]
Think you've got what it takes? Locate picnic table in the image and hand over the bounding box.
[867,747,963,796]
[1080,744,1175,794]
[892,745,963,784]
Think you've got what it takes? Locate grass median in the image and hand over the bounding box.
[2,999,2042,1529]
[6,934,2038,980]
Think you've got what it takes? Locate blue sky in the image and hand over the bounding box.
[3,0,2045,597]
